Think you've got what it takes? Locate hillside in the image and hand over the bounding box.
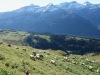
[0,30,100,55]
[25,34,100,55]
[0,43,100,75]
[0,29,30,45]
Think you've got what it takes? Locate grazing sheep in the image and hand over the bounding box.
[88,66,93,71]
[54,57,57,59]
[84,65,88,67]
[32,51,36,56]
[72,57,76,59]
[97,68,100,73]
[86,58,91,62]
[64,56,68,60]
[36,54,43,60]
[45,55,48,57]
[61,59,63,61]
[15,47,19,49]
[64,56,70,62]
[30,55,36,61]
[50,60,56,66]
[73,62,78,65]
[47,53,50,55]
[82,63,85,65]
[91,60,95,63]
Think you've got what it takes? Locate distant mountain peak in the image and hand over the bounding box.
[46,3,54,8]
[70,1,77,3]
[83,1,92,5]
[43,3,58,12]
[29,4,40,7]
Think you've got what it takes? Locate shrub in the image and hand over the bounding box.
[0,55,5,60]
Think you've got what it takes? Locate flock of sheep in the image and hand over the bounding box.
[0,42,100,74]
[30,51,100,74]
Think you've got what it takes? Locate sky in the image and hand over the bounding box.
[0,0,100,12]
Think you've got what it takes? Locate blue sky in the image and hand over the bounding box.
[0,0,100,12]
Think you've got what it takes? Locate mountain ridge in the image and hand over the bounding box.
[0,1,100,37]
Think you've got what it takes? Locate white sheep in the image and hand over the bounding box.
[45,55,48,57]
[64,56,70,62]
[15,47,19,49]
[88,66,93,71]
[36,54,43,60]
[97,68,100,73]
[30,55,36,61]
[50,60,56,66]
[82,63,85,65]
[64,56,68,59]
[55,57,57,58]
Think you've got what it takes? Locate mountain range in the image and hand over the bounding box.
[0,1,100,37]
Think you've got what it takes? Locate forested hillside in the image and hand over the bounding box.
[25,34,100,55]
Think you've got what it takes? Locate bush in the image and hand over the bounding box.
[5,62,10,67]
[0,55,5,60]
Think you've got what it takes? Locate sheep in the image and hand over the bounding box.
[79,62,84,65]
[54,57,59,60]
[64,56,68,60]
[86,58,91,62]
[91,60,96,63]
[54,57,56,59]
[86,58,89,61]
[47,53,50,55]
[30,55,36,61]
[82,63,85,65]
[36,54,44,60]
[32,51,36,56]
[84,65,88,67]
[45,55,48,57]
[97,68,100,73]
[72,57,76,59]
[88,66,93,71]
[50,60,56,66]
[15,47,19,49]
[64,56,70,62]
[61,59,63,61]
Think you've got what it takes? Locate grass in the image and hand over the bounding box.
[0,43,100,75]
[0,30,30,45]
[0,30,100,75]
